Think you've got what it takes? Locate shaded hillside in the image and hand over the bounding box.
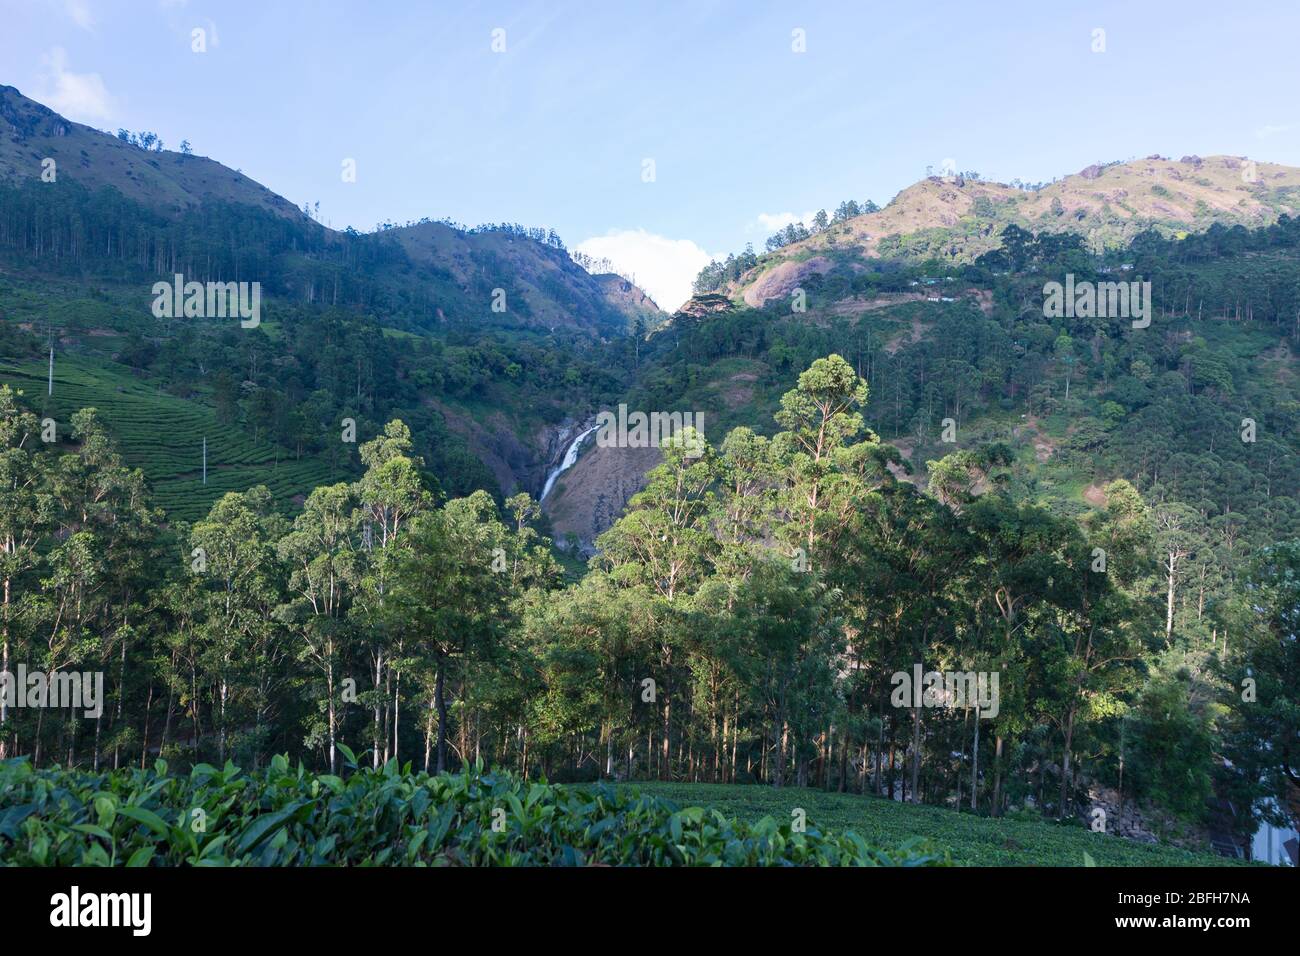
[387,220,656,336]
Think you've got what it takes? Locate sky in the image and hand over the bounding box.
[4,0,1300,311]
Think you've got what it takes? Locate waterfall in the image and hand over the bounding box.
[540,425,598,502]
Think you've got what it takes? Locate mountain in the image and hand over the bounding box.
[384,220,662,336]
[0,85,661,339]
[2,81,1297,555]
[0,84,304,220]
[728,155,1300,305]
[0,85,665,523]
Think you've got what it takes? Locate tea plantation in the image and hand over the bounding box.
[0,756,946,867]
[632,782,1245,867]
[0,357,332,522]
[0,754,1246,866]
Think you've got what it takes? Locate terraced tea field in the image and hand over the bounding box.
[631,782,1245,867]
[0,357,333,522]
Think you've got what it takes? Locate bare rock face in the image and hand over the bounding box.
[1079,784,1214,852]
[0,85,70,139]
[542,441,662,549]
[742,256,833,307]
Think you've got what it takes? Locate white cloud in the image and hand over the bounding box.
[1255,123,1292,139]
[575,230,718,313]
[755,210,817,233]
[64,0,94,29]
[37,47,114,122]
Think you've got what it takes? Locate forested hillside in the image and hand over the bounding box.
[697,155,1300,305]
[0,87,1297,865]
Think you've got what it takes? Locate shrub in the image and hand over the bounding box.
[0,753,947,867]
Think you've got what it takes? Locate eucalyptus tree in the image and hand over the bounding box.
[350,420,432,766]
[849,481,968,802]
[1217,542,1300,837]
[962,494,1076,811]
[276,482,360,773]
[1041,514,1148,820]
[390,491,512,773]
[597,429,717,777]
[1153,501,1202,644]
[0,385,48,759]
[770,353,875,567]
[720,555,836,788]
[525,574,646,779]
[63,410,161,770]
[31,530,101,765]
[190,487,288,766]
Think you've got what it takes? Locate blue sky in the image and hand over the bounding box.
[5,0,1300,310]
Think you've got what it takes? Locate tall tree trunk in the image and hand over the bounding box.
[909,704,922,804]
[1059,709,1076,821]
[326,660,336,774]
[773,714,788,789]
[992,736,1004,816]
[0,575,10,760]
[435,661,448,774]
[423,696,434,773]
[113,638,126,769]
[140,683,153,770]
[1165,554,1177,642]
[392,667,401,763]
[372,650,383,769]
[660,646,672,780]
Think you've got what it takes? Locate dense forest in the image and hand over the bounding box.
[0,351,1295,841]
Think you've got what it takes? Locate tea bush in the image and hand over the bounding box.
[0,751,946,867]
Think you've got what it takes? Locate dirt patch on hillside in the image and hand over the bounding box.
[1013,414,1057,463]
[883,318,930,355]
[1083,483,1108,507]
[829,293,929,316]
[884,438,917,484]
[720,372,758,409]
[1261,341,1295,385]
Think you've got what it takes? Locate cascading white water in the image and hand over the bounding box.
[540,425,599,502]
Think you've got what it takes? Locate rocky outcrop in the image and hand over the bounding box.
[742,256,834,307]
[542,441,662,550]
[1080,784,1214,853]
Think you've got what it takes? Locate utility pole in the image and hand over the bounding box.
[48,341,54,396]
